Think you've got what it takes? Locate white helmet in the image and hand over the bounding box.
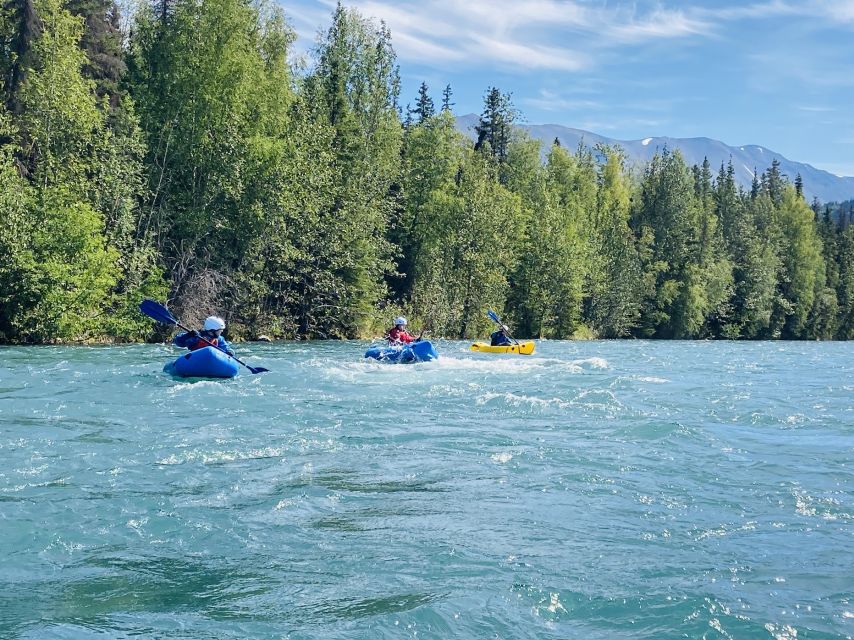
[203,316,226,331]
[394,316,407,326]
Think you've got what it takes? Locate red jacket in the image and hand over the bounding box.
[388,326,415,344]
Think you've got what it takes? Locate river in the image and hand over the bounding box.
[1,340,852,639]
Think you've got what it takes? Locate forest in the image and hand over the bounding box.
[0,0,852,343]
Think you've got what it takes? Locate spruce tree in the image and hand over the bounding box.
[441,83,453,112]
[412,80,434,123]
[474,86,515,166]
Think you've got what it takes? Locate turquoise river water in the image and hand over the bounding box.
[1,340,852,639]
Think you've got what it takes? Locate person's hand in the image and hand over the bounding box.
[188,330,200,338]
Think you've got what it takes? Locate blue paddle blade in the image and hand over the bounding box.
[247,366,270,374]
[487,309,501,324]
[139,299,177,326]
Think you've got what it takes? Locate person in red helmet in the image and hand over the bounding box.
[387,316,416,344]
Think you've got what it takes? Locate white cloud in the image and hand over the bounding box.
[701,0,854,25]
[300,0,717,72]
[605,7,712,43]
[523,90,602,112]
[814,0,854,23]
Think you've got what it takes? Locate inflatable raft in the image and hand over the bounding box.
[364,340,438,363]
[164,346,240,378]
[470,341,535,355]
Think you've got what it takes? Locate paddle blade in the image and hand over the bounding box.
[487,309,501,324]
[247,366,270,374]
[139,299,177,326]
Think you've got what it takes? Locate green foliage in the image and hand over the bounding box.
[0,0,848,343]
[775,187,825,337]
[587,146,643,337]
[505,139,587,338]
[410,148,520,338]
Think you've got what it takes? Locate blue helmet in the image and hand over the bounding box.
[394,316,407,326]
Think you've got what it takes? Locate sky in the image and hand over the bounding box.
[281,0,854,177]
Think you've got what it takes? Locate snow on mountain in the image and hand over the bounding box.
[455,114,854,203]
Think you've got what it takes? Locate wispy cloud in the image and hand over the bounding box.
[604,7,712,43]
[523,89,602,112]
[701,0,854,24]
[796,105,835,112]
[306,0,718,72]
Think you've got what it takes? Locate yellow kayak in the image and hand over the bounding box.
[470,341,535,355]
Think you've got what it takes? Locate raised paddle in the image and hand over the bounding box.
[139,299,270,374]
[486,309,520,346]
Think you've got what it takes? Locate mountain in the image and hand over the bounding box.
[455,114,854,203]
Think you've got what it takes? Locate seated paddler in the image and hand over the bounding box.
[490,325,513,347]
[174,315,235,356]
[387,316,416,344]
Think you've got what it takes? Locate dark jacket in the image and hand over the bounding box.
[174,330,235,356]
[490,330,512,346]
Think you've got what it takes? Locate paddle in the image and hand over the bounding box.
[486,309,520,346]
[139,300,270,374]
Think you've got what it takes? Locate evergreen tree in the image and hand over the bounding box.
[412,80,434,123]
[441,83,453,112]
[0,0,39,112]
[474,86,515,167]
[66,0,125,102]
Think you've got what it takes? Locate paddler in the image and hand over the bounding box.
[490,325,513,347]
[174,315,236,356]
[387,316,417,344]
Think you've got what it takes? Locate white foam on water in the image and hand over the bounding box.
[571,356,609,369]
[157,445,290,465]
[166,379,231,394]
[764,623,798,640]
[1,477,69,493]
[477,391,573,410]
[635,376,670,383]
[491,451,513,464]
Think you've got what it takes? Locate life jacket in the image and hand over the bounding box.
[189,336,218,351]
[388,326,415,344]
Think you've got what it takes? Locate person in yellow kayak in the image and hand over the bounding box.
[490,325,513,347]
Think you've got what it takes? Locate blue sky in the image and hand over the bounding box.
[282,0,854,177]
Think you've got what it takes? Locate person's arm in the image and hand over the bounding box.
[173,331,198,348]
[218,336,236,356]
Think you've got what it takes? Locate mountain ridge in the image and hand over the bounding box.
[455,113,854,203]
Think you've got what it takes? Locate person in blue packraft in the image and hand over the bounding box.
[490,325,513,347]
[174,315,235,356]
[387,316,417,345]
